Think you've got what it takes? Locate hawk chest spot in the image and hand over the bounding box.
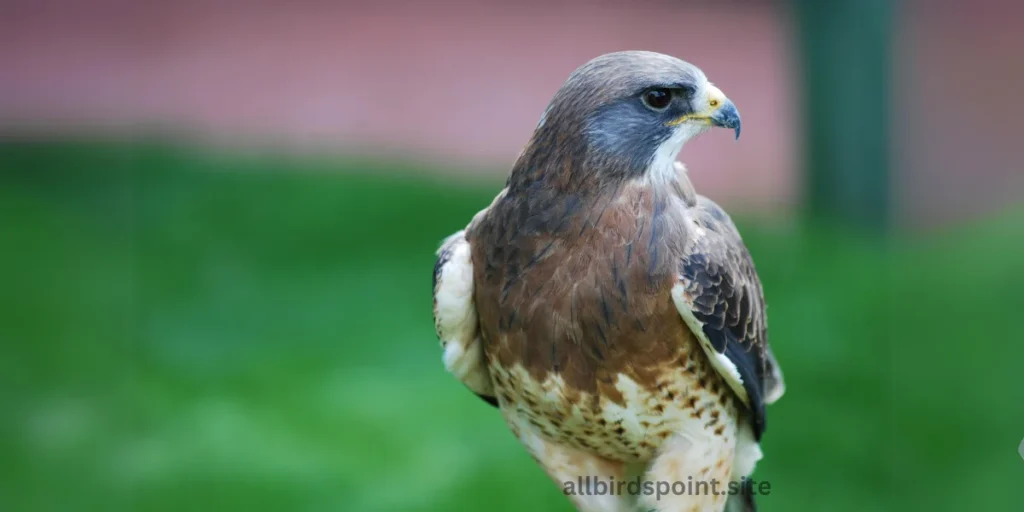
[488,343,737,462]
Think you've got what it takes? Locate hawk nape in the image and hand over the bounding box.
[432,51,785,512]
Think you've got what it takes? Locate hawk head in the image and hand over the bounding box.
[516,51,740,188]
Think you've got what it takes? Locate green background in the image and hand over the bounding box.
[1,142,1022,511]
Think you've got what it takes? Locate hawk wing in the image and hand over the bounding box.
[670,196,785,440]
[433,230,497,407]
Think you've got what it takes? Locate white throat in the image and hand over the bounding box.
[648,123,710,183]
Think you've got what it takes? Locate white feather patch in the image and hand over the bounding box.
[764,347,786,404]
[648,123,710,185]
[435,232,493,398]
[732,420,763,481]
[765,379,785,404]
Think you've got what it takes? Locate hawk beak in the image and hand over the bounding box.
[710,100,741,140]
[706,84,741,140]
[666,83,742,140]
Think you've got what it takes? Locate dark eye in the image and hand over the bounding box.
[641,88,673,111]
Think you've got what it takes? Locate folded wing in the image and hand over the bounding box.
[670,197,785,440]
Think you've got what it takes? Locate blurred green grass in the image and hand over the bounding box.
[0,141,1021,511]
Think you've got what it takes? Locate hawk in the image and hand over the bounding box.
[433,51,785,512]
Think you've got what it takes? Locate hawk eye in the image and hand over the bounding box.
[641,88,673,111]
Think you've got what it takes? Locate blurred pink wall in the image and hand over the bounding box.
[0,1,800,213]
[896,0,1024,228]
[2,1,1022,225]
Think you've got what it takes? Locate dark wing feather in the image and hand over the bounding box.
[674,197,782,440]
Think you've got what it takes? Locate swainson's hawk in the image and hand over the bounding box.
[433,51,785,512]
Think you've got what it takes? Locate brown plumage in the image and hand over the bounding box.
[433,51,784,512]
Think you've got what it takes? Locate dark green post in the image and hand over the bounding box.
[794,0,894,231]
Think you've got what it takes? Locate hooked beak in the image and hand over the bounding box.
[666,83,742,140]
[706,83,741,140]
[710,99,741,140]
